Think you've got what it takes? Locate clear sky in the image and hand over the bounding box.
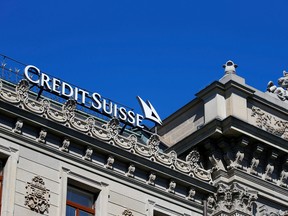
[1,1,288,126]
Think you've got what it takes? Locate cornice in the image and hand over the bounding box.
[0,79,216,196]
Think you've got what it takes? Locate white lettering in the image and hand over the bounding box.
[91,93,102,110]
[61,82,74,98]
[23,65,161,128]
[52,78,61,94]
[127,110,135,125]
[24,65,40,84]
[135,114,144,128]
[40,73,51,91]
[77,89,89,105]
[118,107,127,121]
[103,99,113,115]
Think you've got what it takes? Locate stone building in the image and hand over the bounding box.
[0,56,287,215]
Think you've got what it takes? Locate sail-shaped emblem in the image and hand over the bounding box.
[137,96,162,125]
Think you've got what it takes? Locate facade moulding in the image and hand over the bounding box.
[0,79,216,208]
[0,79,212,181]
[0,115,213,211]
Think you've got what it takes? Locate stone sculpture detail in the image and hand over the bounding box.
[126,164,135,178]
[59,138,70,152]
[105,155,115,169]
[24,176,50,214]
[167,180,176,193]
[147,173,156,186]
[13,119,23,134]
[36,129,47,143]
[208,183,258,215]
[83,147,93,161]
[186,188,196,201]
[267,71,288,101]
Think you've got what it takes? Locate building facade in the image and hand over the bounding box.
[0,57,287,215]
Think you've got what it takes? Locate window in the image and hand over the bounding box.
[66,186,95,216]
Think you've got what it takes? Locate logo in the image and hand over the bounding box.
[137,96,162,125]
[24,65,163,128]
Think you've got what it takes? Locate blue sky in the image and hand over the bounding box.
[1,1,288,126]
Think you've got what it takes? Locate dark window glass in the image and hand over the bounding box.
[66,186,95,216]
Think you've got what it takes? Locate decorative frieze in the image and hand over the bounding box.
[24,176,50,214]
[251,106,288,140]
[0,79,213,184]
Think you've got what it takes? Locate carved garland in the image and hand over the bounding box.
[0,79,212,183]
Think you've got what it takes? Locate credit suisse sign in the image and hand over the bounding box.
[24,65,162,128]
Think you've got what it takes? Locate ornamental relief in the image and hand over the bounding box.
[24,176,50,214]
[0,79,212,183]
[251,106,288,140]
[207,183,258,215]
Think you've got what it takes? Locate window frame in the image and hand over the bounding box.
[66,185,96,216]
[60,167,109,216]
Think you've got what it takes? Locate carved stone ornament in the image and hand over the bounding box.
[208,183,258,215]
[83,147,93,161]
[186,150,200,168]
[147,173,156,185]
[249,145,263,175]
[16,79,29,101]
[24,176,50,214]
[12,119,23,134]
[59,138,70,152]
[122,209,134,216]
[63,99,76,121]
[105,155,114,169]
[186,188,196,201]
[279,168,288,188]
[167,180,176,193]
[36,128,47,143]
[126,164,135,178]
[147,134,160,154]
[267,70,288,101]
[251,106,288,140]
